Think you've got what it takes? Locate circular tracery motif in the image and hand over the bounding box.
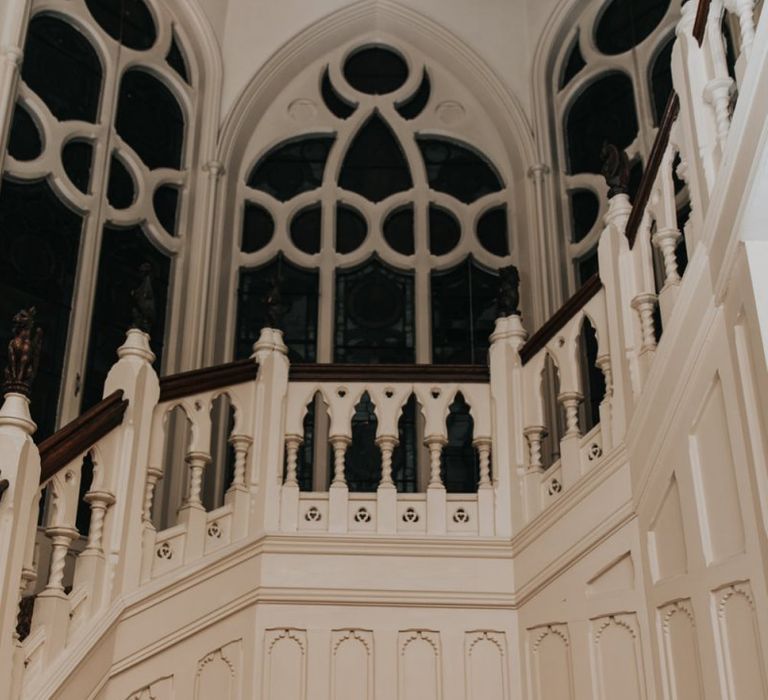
[236,40,516,365]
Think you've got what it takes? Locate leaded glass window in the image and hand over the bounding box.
[235,41,516,366]
[2,0,197,432]
[550,0,683,291]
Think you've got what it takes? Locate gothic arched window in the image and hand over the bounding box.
[2,0,199,435]
[550,0,681,290]
[234,42,517,365]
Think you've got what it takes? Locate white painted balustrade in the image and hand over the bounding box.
[281,380,493,536]
[0,4,762,693]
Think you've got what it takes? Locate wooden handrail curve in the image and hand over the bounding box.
[625,92,680,248]
[38,390,129,484]
[519,274,603,365]
[289,364,490,382]
[624,0,711,246]
[158,358,259,403]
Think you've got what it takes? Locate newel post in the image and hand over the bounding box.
[488,265,528,536]
[101,329,160,597]
[250,327,290,534]
[597,190,636,444]
[0,392,39,691]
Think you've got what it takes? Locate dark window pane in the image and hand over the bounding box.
[166,31,190,83]
[581,320,605,430]
[248,136,335,202]
[676,203,690,276]
[383,206,414,255]
[628,158,643,202]
[62,140,94,194]
[236,257,318,363]
[429,205,460,255]
[440,393,479,493]
[241,202,274,253]
[396,70,430,120]
[107,154,135,209]
[22,15,102,123]
[566,72,637,174]
[339,114,412,202]
[417,137,503,204]
[116,69,184,170]
[570,190,600,243]
[85,0,157,50]
[595,0,670,55]
[295,398,317,491]
[722,17,738,82]
[82,225,170,410]
[650,35,674,125]
[8,104,42,161]
[75,454,94,535]
[321,68,355,119]
[392,395,418,493]
[335,259,414,363]
[432,258,497,364]
[0,178,83,438]
[477,206,509,256]
[343,46,408,95]
[560,35,586,89]
[153,184,179,235]
[345,392,381,492]
[290,205,321,254]
[577,247,599,285]
[336,204,367,254]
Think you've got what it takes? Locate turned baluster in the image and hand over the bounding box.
[330,436,351,487]
[185,451,211,507]
[376,435,397,488]
[558,392,584,438]
[284,434,303,486]
[229,434,252,489]
[725,0,756,60]
[524,426,546,470]
[44,526,78,593]
[142,466,163,525]
[83,489,115,553]
[425,436,447,488]
[652,227,682,287]
[631,293,658,353]
[474,438,492,487]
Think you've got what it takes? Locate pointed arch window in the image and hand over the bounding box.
[549,0,683,292]
[2,0,199,434]
[235,41,516,366]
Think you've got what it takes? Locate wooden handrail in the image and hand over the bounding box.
[625,92,680,248]
[519,274,603,365]
[693,0,712,45]
[289,363,490,382]
[38,390,129,484]
[159,358,259,402]
[623,0,710,246]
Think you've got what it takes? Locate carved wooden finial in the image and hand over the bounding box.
[496,265,521,318]
[3,307,43,397]
[600,141,630,198]
[130,262,156,334]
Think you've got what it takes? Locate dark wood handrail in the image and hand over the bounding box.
[625,91,680,248]
[693,0,712,45]
[159,358,259,402]
[519,274,603,365]
[38,390,129,484]
[623,0,711,247]
[289,363,490,383]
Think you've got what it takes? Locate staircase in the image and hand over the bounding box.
[2,1,768,697]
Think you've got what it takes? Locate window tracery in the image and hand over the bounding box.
[234,41,517,365]
[550,0,682,289]
[2,0,198,434]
